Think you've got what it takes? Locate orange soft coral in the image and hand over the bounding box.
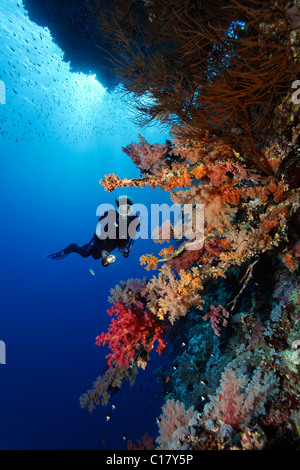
[190,163,207,180]
[143,266,204,324]
[140,254,158,271]
[282,251,299,272]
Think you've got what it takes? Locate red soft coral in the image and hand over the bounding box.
[167,247,203,271]
[127,433,155,450]
[96,302,167,368]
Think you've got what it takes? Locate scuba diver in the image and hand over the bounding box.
[46,196,140,267]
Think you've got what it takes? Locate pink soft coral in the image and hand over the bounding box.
[122,135,172,176]
[204,367,279,429]
[156,399,197,449]
[203,304,229,337]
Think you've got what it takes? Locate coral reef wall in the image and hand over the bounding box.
[29,0,299,450]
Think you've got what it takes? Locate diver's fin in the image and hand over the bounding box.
[46,250,69,260]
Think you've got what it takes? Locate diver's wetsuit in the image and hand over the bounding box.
[59,209,140,260]
[63,235,104,260]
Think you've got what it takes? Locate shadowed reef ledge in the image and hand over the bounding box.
[23,0,118,89]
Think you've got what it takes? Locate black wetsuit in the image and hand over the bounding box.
[63,209,140,260]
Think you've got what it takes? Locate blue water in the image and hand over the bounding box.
[0,0,170,450]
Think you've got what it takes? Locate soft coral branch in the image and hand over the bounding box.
[96,301,168,368]
[122,135,176,176]
[203,304,230,337]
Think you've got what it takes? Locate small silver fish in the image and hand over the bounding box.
[89,268,95,276]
